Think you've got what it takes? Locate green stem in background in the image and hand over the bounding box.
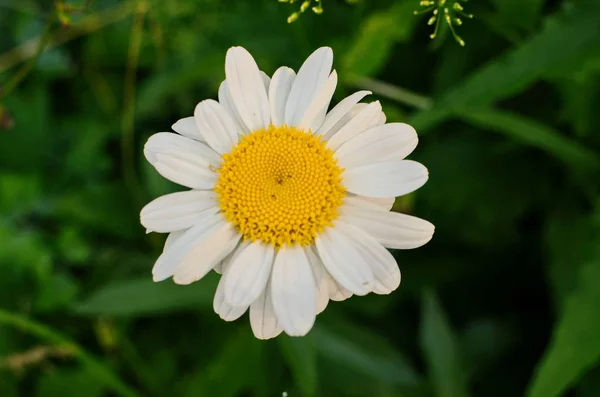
[0,12,55,101]
[121,0,148,208]
[350,75,434,110]
[0,2,138,74]
[0,308,140,397]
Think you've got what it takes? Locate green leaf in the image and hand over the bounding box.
[456,108,600,170]
[0,309,139,397]
[420,291,471,397]
[411,1,600,131]
[527,259,600,397]
[184,328,264,397]
[579,364,600,397]
[35,273,80,313]
[74,274,218,316]
[279,334,318,397]
[342,0,417,78]
[313,324,420,387]
[55,183,141,239]
[36,368,105,397]
[544,211,596,310]
[491,0,544,32]
[0,88,49,170]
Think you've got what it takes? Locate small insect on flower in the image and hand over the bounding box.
[414,0,473,46]
[141,47,434,339]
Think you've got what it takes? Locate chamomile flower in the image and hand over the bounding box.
[141,46,434,339]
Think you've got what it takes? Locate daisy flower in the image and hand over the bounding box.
[141,46,434,339]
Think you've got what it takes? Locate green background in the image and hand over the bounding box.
[1,0,600,396]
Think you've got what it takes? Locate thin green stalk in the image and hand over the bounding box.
[0,2,137,74]
[350,75,434,110]
[0,13,54,100]
[121,0,148,207]
[0,308,140,397]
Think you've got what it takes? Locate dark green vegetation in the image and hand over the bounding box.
[1,0,600,396]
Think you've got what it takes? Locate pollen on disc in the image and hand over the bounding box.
[214,125,346,247]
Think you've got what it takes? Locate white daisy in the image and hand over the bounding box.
[141,46,434,339]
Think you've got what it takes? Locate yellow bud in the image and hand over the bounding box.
[300,0,311,12]
[287,12,299,23]
[312,6,323,14]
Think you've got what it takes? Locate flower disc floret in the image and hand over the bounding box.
[214,125,345,247]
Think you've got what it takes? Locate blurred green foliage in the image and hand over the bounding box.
[1,0,600,396]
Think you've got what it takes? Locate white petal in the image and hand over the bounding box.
[316,91,371,137]
[284,47,333,126]
[271,245,317,336]
[163,230,185,252]
[225,46,270,131]
[328,278,353,301]
[224,242,275,308]
[218,80,249,134]
[269,67,296,127]
[344,160,429,198]
[297,70,338,133]
[194,99,240,155]
[172,117,204,141]
[321,102,382,142]
[347,194,395,210]
[304,247,329,314]
[172,218,242,285]
[335,123,418,169]
[214,271,248,321]
[152,212,224,281]
[140,190,218,233]
[326,101,382,151]
[339,221,401,295]
[260,70,271,90]
[250,281,283,340]
[377,110,387,125]
[341,199,434,249]
[315,223,374,295]
[144,133,220,189]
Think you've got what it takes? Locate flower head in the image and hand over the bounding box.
[141,46,434,339]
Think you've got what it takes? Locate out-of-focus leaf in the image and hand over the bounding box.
[57,226,92,265]
[491,0,544,32]
[457,108,600,170]
[544,211,596,310]
[527,259,600,397]
[55,183,140,239]
[35,273,80,313]
[460,318,516,380]
[36,368,105,397]
[0,88,49,170]
[579,364,600,397]
[0,225,52,309]
[342,0,417,78]
[74,274,218,316]
[0,373,18,397]
[411,1,600,131]
[556,78,600,138]
[313,323,421,387]
[0,173,42,216]
[184,328,264,397]
[418,137,548,247]
[0,309,139,397]
[420,291,471,397]
[279,334,318,397]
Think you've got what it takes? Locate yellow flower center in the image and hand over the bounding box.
[214,125,346,247]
